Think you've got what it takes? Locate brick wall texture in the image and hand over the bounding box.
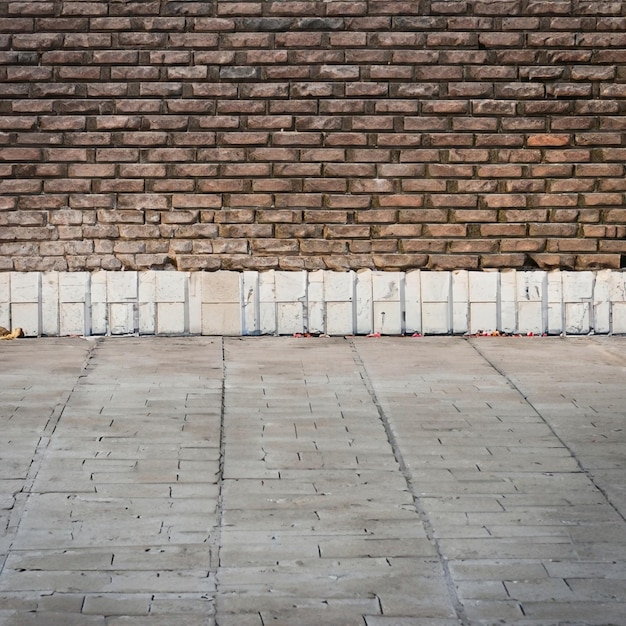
[1,0,626,273]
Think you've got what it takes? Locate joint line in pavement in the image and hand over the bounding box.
[347,337,471,626]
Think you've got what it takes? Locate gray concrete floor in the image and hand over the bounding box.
[0,335,625,626]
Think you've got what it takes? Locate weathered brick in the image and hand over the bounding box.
[0,0,621,274]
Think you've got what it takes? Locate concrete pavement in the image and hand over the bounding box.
[0,335,625,625]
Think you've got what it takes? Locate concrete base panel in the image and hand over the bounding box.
[2,269,626,337]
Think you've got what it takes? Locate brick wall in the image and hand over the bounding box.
[1,0,625,274]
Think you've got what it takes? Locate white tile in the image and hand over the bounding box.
[276,302,303,335]
[562,271,594,301]
[156,272,186,303]
[275,271,306,301]
[373,301,402,335]
[518,301,544,335]
[0,304,9,329]
[201,271,241,303]
[60,302,86,336]
[91,271,107,304]
[308,270,325,302]
[11,302,40,337]
[547,304,563,335]
[421,271,451,302]
[516,271,545,302]
[452,271,469,334]
[611,302,626,334]
[422,302,450,335]
[324,271,353,302]
[453,270,469,302]
[326,301,353,336]
[307,299,325,335]
[60,272,88,303]
[259,302,276,335]
[469,271,498,302]
[470,302,498,334]
[41,272,59,337]
[107,271,137,302]
[355,269,373,335]
[242,271,259,335]
[500,270,517,333]
[139,302,156,335]
[202,303,242,335]
[500,302,517,334]
[593,270,611,334]
[11,272,40,303]
[372,271,401,301]
[259,271,276,303]
[157,302,186,334]
[546,271,563,335]
[188,272,202,335]
[91,303,107,335]
[565,302,590,334]
[609,271,626,302]
[0,273,10,304]
[405,270,421,334]
[109,303,135,335]
[139,271,156,303]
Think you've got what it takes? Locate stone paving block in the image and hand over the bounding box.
[82,594,151,616]
[0,613,106,626]
[107,617,214,626]
[364,615,461,626]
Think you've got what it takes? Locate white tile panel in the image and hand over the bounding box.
[517,271,545,302]
[201,271,240,303]
[60,302,86,337]
[326,302,353,336]
[41,272,59,336]
[469,271,498,302]
[500,270,517,333]
[156,272,186,303]
[139,302,156,335]
[11,272,39,303]
[157,302,186,334]
[421,271,450,303]
[11,302,39,337]
[547,271,563,335]
[202,303,242,335]
[452,271,469,334]
[355,270,373,335]
[242,271,259,335]
[275,271,306,301]
[611,302,626,334]
[60,272,89,303]
[276,302,304,335]
[565,302,590,335]
[107,272,137,302]
[422,302,450,335]
[562,271,594,302]
[593,270,611,334]
[109,303,135,335]
[470,302,498,334]
[404,270,421,334]
[373,301,402,335]
[518,301,543,335]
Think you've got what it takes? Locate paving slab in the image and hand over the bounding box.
[0,335,625,625]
